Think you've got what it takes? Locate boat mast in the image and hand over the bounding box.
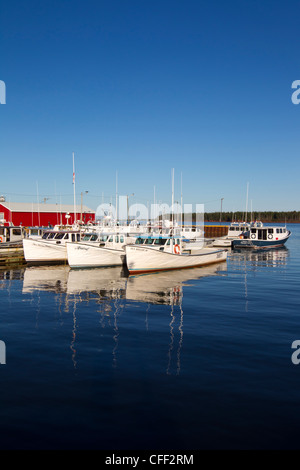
[171,168,175,233]
[60,194,62,225]
[180,172,183,231]
[153,185,156,227]
[72,152,76,224]
[245,182,249,224]
[115,170,118,224]
[36,181,40,227]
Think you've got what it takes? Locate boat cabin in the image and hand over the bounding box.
[250,221,264,228]
[25,227,45,238]
[42,230,81,243]
[135,236,181,246]
[0,225,24,244]
[248,226,288,241]
[82,232,127,245]
[80,232,136,249]
[227,222,250,238]
[134,235,183,254]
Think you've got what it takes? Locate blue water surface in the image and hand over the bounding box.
[0,224,299,449]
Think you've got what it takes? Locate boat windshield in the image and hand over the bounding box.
[54,233,65,240]
[42,232,55,239]
[154,238,167,245]
[82,234,99,241]
[135,237,169,245]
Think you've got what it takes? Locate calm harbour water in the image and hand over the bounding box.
[0,224,299,450]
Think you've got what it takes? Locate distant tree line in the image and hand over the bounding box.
[202,211,300,223]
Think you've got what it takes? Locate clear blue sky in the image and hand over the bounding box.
[1,0,300,213]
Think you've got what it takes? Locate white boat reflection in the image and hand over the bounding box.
[22,265,69,294]
[22,261,228,304]
[126,262,228,305]
[66,266,127,299]
[20,262,228,375]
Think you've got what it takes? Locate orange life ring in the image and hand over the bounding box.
[174,244,180,254]
[0,236,3,243]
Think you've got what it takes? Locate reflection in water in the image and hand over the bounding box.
[9,249,289,373]
[22,266,69,294]
[229,247,289,313]
[126,264,227,374]
[66,267,127,299]
[127,264,228,373]
[20,263,228,373]
[166,303,184,376]
[230,246,289,269]
[21,263,228,303]
[125,263,227,305]
[70,299,77,369]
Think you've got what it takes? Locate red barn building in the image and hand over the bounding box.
[0,201,96,227]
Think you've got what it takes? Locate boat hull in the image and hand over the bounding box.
[232,232,291,249]
[125,245,227,274]
[23,238,67,264]
[66,242,125,268]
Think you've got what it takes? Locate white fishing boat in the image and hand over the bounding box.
[23,227,82,264]
[66,232,137,268]
[125,235,227,274]
[210,222,251,247]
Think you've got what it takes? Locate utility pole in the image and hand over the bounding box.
[220,198,224,222]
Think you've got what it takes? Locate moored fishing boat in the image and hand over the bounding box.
[211,222,251,247]
[66,232,137,268]
[232,223,291,249]
[125,235,227,274]
[23,227,82,264]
